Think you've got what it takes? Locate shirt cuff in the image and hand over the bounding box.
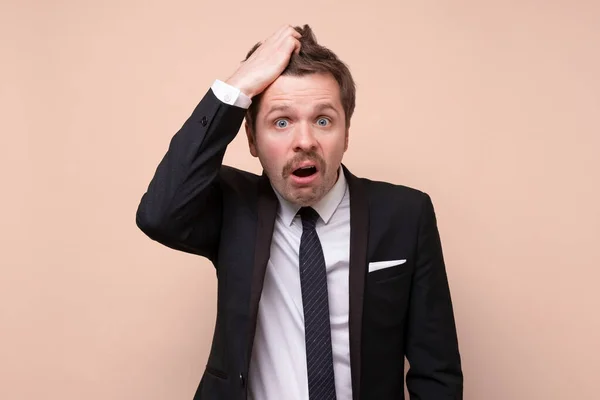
[211,79,252,109]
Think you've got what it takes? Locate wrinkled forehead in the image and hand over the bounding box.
[258,73,344,117]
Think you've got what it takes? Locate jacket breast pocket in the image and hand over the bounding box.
[368,259,409,282]
[364,259,413,327]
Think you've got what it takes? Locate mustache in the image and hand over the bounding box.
[282,151,326,178]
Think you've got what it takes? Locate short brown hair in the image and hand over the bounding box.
[244,24,356,132]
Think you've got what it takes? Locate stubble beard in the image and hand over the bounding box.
[282,167,338,207]
[261,151,339,207]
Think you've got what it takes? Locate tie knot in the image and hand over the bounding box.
[299,207,320,230]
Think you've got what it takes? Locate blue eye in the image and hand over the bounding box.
[276,119,288,128]
[317,118,329,126]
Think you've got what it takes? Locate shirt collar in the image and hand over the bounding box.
[273,165,348,226]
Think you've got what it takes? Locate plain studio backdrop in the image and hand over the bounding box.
[2,0,599,399]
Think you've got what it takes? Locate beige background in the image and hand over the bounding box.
[2,0,599,399]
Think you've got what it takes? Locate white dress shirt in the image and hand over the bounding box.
[211,79,253,108]
[211,80,353,400]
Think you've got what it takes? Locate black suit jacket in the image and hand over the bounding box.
[136,89,463,399]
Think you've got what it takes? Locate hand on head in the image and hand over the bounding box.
[226,25,302,99]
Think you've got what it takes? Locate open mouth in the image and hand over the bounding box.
[292,165,318,178]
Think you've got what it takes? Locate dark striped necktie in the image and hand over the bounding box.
[298,207,337,400]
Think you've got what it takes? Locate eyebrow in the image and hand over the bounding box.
[264,105,292,118]
[264,103,340,119]
[314,103,339,115]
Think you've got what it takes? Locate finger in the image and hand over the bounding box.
[293,39,301,55]
[288,27,302,40]
[263,25,288,45]
[276,24,294,38]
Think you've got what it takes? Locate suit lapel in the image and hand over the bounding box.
[343,165,369,400]
[246,173,278,371]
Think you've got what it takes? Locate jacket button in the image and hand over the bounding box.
[239,373,245,387]
[201,116,208,126]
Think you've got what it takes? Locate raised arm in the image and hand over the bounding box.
[135,91,246,261]
[135,24,303,262]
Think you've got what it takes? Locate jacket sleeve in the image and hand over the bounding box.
[405,193,464,399]
[135,89,247,262]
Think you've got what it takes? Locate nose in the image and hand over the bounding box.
[292,121,318,153]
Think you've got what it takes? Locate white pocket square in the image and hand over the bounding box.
[368,259,407,273]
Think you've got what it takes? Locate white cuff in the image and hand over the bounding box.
[211,79,252,109]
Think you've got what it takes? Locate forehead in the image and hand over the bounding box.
[259,73,343,114]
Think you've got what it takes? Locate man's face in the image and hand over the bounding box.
[246,72,349,207]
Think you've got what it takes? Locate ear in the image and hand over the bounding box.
[245,121,258,157]
[344,128,349,152]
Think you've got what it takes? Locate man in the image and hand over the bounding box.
[136,24,463,400]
